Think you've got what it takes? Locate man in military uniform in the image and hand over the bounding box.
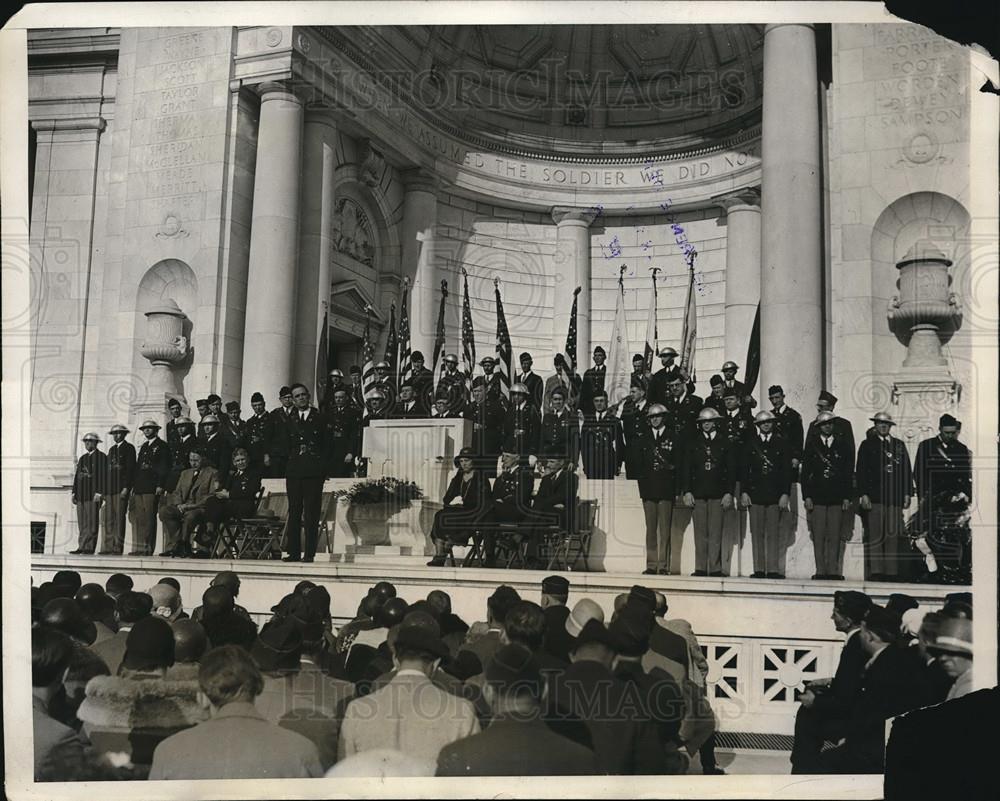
[101,423,135,555]
[195,398,210,428]
[523,455,579,567]
[914,413,972,511]
[740,411,794,579]
[278,383,330,563]
[478,356,504,403]
[70,432,107,555]
[205,394,237,444]
[648,347,683,405]
[540,386,580,465]
[409,351,435,411]
[465,379,504,478]
[856,411,914,581]
[244,392,274,473]
[665,375,703,443]
[392,381,427,419]
[365,389,391,422]
[801,411,855,580]
[637,404,679,575]
[268,386,296,478]
[620,382,651,479]
[483,447,535,567]
[579,346,607,415]
[502,383,541,459]
[704,375,726,415]
[630,353,650,396]
[429,394,462,419]
[204,447,263,528]
[165,398,185,448]
[580,390,624,479]
[680,408,736,577]
[327,388,361,478]
[168,416,199,492]
[321,368,347,414]
[720,387,753,446]
[769,385,805,472]
[806,391,855,455]
[543,353,581,413]
[349,367,365,410]
[226,401,247,449]
[199,414,232,478]
[720,361,752,407]
[438,353,468,413]
[515,352,544,412]
[131,420,172,556]
[373,361,397,414]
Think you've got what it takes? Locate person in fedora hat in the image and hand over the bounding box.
[427,447,491,566]
[857,411,914,581]
[70,433,107,555]
[101,423,136,555]
[579,345,607,414]
[132,419,172,556]
[927,616,973,700]
[739,410,794,579]
[801,411,855,579]
[503,382,541,458]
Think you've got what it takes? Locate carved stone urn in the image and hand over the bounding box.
[140,298,189,396]
[887,243,963,369]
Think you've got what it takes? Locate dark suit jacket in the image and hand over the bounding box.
[392,399,429,419]
[665,392,703,441]
[326,406,362,456]
[464,399,505,457]
[503,402,541,456]
[279,407,329,479]
[613,660,684,744]
[531,469,579,527]
[490,466,534,520]
[647,365,682,405]
[198,433,232,478]
[740,433,794,505]
[772,405,805,461]
[540,410,580,462]
[105,442,136,492]
[856,432,914,505]
[440,469,491,521]
[810,630,867,718]
[244,412,274,463]
[679,431,735,500]
[913,435,972,501]
[219,468,262,503]
[436,716,597,776]
[73,450,107,499]
[801,433,856,505]
[721,407,754,446]
[806,416,855,458]
[580,410,624,478]
[579,364,607,413]
[636,427,678,501]
[514,371,544,411]
[542,605,573,663]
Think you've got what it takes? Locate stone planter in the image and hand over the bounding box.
[345,502,411,546]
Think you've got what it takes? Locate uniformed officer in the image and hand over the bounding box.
[801,411,855,580]
[648,347,682,405]
[204,394,237,444]
[482,446,535,567]
[768,385,804,472]
[720,387,753,446]
[630,353,650,395]
[856,411,914,581]
[740,411,794,579]
[579,346,607,415]
[543,353,581,413]
[373,361,397,413]
[199,414,232,478]
[194,398,210,427]
[479,356,505,403]
[392,381,428,419]
[540,385,580,464]
[348,367,366,410]
[913,413,972,510]
[226,401,247,448]
[665,375,703,442]
[438,353,468,412]
[204,447,263,527]
[165,398,185,448]
[464,379,505,477]
[327,388,361,478]
[637,404,678,575]
[268,386,296,478]
[244,392,274,472]
[321,368,347,414]
[580,389,624,479]
[70,432,107,555]
[704,375,726,415]
[680,408,737,577]
[131,420,172,556]
[365,389,391,422]
[620,382,651,479]
[168,416,199,492]
[805,391,855,455]
[720,361,752,407]
[409,351,435,411]
[503,382,542,459]
[515,352,545,412]
[101,423,136,555]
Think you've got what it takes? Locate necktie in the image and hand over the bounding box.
[824,436,832,448]
[301,411,307,421]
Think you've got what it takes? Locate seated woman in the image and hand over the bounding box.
[427,447,491,566]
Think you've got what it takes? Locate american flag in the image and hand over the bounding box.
[643,268,660,373]
[397,278,412,392]
[565,286,581,374]
[431,280,448,393]
[383,302,398,378]
[679,252,698,383]
[315,306,329,404]
[361,305,376,418]
[460,268,476,394]
[494,277,512,401]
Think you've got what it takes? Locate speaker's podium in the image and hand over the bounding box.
[338,417,471,564]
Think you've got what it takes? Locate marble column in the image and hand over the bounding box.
[551,207,598,365]
[400,169,439,360]
[293,113,337,397]
[241,83,304,403]
[760,24,823,413]
[718,189,762,364]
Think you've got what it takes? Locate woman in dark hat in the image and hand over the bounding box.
[427,447,492,567]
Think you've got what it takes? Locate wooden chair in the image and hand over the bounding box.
[541,499,597,571]
[212,486,266,559]
[233,492,287,559]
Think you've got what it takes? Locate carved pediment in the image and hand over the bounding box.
[329,280,386,326]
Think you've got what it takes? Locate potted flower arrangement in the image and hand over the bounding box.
[333,477,424,546]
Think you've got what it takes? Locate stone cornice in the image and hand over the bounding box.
[551,206,600,226]
[31,117,107,133]
[713,187,762,211]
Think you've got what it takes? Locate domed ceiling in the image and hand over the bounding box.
[321,25,765,157]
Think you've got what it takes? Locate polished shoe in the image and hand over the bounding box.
[811,573,828,580]
[302,556,315,563]
[128,551,147,556]
[703,766,727,775]
[282,555,301,563]
[642,568,657,575]
[658,568,670,575]
[691,570,708,577]
[158,550,176,557]
[427,556,447,567]
[766,572,785,579]
[830,574,846,580]
[709,571,725,577]
[749,572,767,578]
[68,549,93,555]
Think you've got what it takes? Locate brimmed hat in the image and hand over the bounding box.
[939,414,960,429]
[510,382,529,395]
[443,353,459,364]
[252,618,303,671]
[870,411,896,425]
[628,585,657,612]
[541,575,569,596]
[927,617,972,657]
[659,347,678,358]
[329,369,344,378]
[479,356,496,365]
[646,403,668,417]
[201,414,220,424]
[574,618,618,650]
[454,446,477,468]
[108,424,129,435]
[609,607,652,657]
[722,361,738,371]
[40,598,97,645]
[565,598,604,637]
[375,361,390,370]
[175,416,194,426]
[698,407,721,421]
[81,432,101,442]
[815,411,838,425]
[754,411,776,424]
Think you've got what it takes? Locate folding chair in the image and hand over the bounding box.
[544,499,597,571]
[495,522,528,569]
[236,492,288,559]
[212,486,266,559]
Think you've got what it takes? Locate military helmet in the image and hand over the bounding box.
[510,382,529,395]
[754,410,776,425]
[201,414,220,425]
[646,403,668,417]
[329,368,344,378]
[366,389,386,401]
[138,419,161,430]
[375,361,389,370]
[81,432,101,442]
[815,411,838,425]
[658,347,678,358]
[722,360,739,371]
[443,353,459,364]
[175,416,194,426]
[108,423,130,434]
[698,407,722,421]
[870,411,896,425]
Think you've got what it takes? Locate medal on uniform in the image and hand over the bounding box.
[884,445,895,474]
[704,443,713,472]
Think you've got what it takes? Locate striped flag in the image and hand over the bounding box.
[397,279,412,392]
[315,306,329,404]
[383,302,398,379]
[679,255,698,383]
[606,267,632,407]
[564,286,581,374]
[460,268,476,394]
[494,278,512,401]
[361,305,375,418]
[431,280,448,393]
[643,268,660,373]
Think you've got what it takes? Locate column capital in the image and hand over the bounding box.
[764,22,816,35]
[713,187,761,212]
[253,81,306,105]
[401,167,440,193]
[551,206,599,227]
[30,117,107,134]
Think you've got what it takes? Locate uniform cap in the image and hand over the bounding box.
[646,403,668,417]
[201,414,220,424]
[365,390,385,400]
[574,618,618,650]
[709,374,723,387]
[628,585,657,612]
[754,411,776,424]
[722,361,738,371]
[519,352,533,362]
[510,382,529,395]
[698,407,722,421]
[768,385,784,396]
[593,346,606,356]
[817,390,837,405]
[443,353,459,364]
[196,398,209,407]
[658,347,678,358]
[479,356,496,365]
[393,624,449,660]
[485,643,543,696]
[541,575,569,596]
[138,420,161,430]
[82,432,101,442]
[565,598,605,637]
[722,387,739,399]
[225,401,240,412]
[278,386,293,398]
[609,607,653,656]
[108,424,130,434]
[348,367,362,376]
[864,606,902,643]
[927,616,972,657]
[815,411,838,425]
[411,351,424,361]
[632,353,646,363]
[939,413,959,428]
[250,392,265,404]
[870,411,896,425]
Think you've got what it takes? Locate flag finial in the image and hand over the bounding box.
[494,276,500,289]
[573,286,581,296]
[650,266,661,278]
